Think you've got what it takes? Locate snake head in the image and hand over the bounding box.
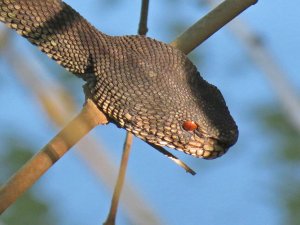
[173,71,239,159]
[179,115,238,159]
[123,63,238,159]
[176,79,239,159]
[120,41,239,159]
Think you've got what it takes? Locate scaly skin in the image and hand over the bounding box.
[0,0,238,159]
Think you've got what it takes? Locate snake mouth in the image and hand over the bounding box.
[183,138,227,159]
[127,123,234,160]
[181,134,229,159]
[138,131,229,159]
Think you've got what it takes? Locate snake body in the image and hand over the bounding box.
[0,0,238,159]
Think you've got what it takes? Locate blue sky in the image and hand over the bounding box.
[1,1,299,225]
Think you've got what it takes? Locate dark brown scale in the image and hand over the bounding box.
[0,0,238,159]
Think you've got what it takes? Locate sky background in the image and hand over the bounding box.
[1,0,300,225]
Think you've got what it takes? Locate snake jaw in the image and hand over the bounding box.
[182,134,227,159]
[123,116,236,160]
[141,131,229,160]
[184,138,227,159]
[182,123,238,159]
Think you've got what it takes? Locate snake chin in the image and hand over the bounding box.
[179,135,229,159]
[151,134,230,159]
[130,127,231,159]
[123,119,236,160]
[183,139,228,159]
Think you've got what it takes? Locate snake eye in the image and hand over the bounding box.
[182,120,198,131]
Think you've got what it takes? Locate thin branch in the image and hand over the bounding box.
[139,0,196,175]
[170,0,258,54]
[103,132,134,225]
[104,1,150,223]
[148,144,196,175]
[138,0,150,35]
[0,99,108,214]
[77,140,164,225]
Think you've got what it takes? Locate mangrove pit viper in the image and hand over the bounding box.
[0,0,238,159]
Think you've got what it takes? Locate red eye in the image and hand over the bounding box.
[182,120,198,131]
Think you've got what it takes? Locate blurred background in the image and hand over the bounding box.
[0,0,299,225]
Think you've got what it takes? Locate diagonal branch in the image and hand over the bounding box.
[148,143,196,175]
[103,132,134,225]
[171,0,258,54]
[0,99,108,214]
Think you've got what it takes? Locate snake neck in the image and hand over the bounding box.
[0,0,113,77]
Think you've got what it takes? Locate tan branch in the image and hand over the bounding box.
[0,99,108,214]
[170,0,258,54]
[148,143,196,175]
[103,132,134,225]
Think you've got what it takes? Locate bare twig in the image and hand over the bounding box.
[170,0,258,54]
[138,0,150,35]
[0,99,108,214]
[138,0,196,174]
[103,1,150,223]
[148,144,196,175]
[77,140,164,225]
[103,132,134,225]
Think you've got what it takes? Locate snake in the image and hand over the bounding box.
[0,0,238,159]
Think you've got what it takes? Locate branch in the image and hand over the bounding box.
[138,0,150,35]
[0,99,108,214]
[103,132,134,225]
[170,0,258,54]
[103,2,150,223]
[148,143,196,175]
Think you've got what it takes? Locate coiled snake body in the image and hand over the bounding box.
[0,0,238,159]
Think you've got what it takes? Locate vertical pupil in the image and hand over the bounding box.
[182,120,197,131]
